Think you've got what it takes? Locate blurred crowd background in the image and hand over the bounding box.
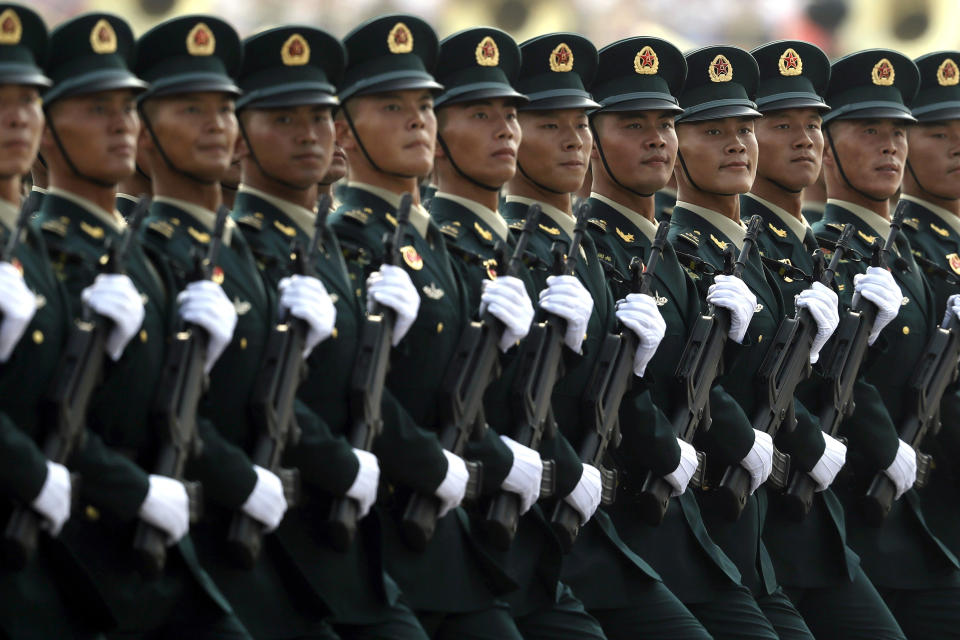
[31,0,960,59]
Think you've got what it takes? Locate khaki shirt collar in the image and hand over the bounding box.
[30,185,47,195]
[827,198,890,238]
[0,197,18,231]
[744,192,809,241]
[48,187,125,233]
[238,184,316,238]
[434,191,509,241]
[116,193,139,205]
[900,194,960,238]
[589,192,658,243]
[347,180,430,238]
[153,195,234,246]
[676,200,746,248]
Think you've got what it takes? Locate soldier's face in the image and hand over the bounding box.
[141,92,238,183]
[906,120,960,200]
[0,85,43,180]
[755,108,823,191]
[436,98,520,188]
[823,118,907,200]
[322,143,348,184]
[590,110,677,194]
[240,104,335,190]
[675,116,758,195]
[42,89,139,184]
[516,109,592,194]
[338,90,436,179]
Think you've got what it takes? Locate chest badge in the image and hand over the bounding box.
[947,253,960,275]
[421,283,444,300]
[482,258,498,280]
[10,256,22,275]
[400,245,424,270]
[615,227,634,243]
[233,297,252,316]
[212,266,225,285]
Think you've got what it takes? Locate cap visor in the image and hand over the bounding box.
[757,96,829,113]
[520,94,601,111]
[676,102,761,123]
[912,103,960,123]
[435,84,528,107]
[823,103,916,124]
[241,90,338,110]
[596,97,683,114]
[143,73,241,100]
[46,69,147,104]
[343,73,443,101]
[0,64,51,88]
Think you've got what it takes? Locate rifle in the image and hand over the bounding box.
[399,208,542,552]
[480,202,590,550]
[3,199,149,570]
[326,193,412,552]
[226,194,332,568]
[550,221,670,551]
[635,215,763,525]
[132,205,229,576]
[778,208,903,521]
[714,224,854,521]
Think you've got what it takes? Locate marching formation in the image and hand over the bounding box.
[3,3,960,638]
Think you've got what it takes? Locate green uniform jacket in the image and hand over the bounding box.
[743,195,860,589]
[501,199,663,610]
[430,194,585,616]
[813,202,960,589]
[331,185,517,613]
[33,194,231,632]
[896,197,960,564]
[585,196,744,604]
[667,205,784,597]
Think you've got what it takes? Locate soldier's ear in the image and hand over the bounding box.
[234,134,249,160]
[137,125,154,153]
[335,118,356,152]
[821,143,835,168]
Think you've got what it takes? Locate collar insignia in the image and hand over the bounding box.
[476,36,499,66]
[550,43,574,72]
[872,58,894,86]
[0,9,22,45]
[709,54,733,82]
[768,222,787,238]
[388,22,413,54]
[857,229,877,244]
[634,46,659,74]
[778,48,802,76]
[615,227,635,243]
[711,234,727,249]
[274,220,297,237]
[188,227,211,244]
[539,223,561,236]
[80,221,104,240]
[282,33,310,66]
[930,222,950,237]
[187,23,215,56]
[473,221,493,242]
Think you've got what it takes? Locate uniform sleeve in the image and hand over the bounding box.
[69,430,150,520]
[463,420,513,496]
[375,387,449,494]
[616,386,682,477]
[0,412,51,505]
[694,384,757,467]
[538,423,584,498]
[775,397,827,473]
[286,398,359,497]
[186,417,258,509]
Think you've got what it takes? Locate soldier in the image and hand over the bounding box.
[231,24,441,639]
[899,51,960,568]
[330,15,537,638]
[23,156,46,215]
[429,27,609,639]
[667,45,825,639]
[500,32,721,639]
[811,49,960,639]
[746,40,907,639]
[319,142,347,207]
[34,12,252,638]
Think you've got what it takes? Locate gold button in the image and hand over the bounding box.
[140,329,148,343]
[240,337,248,349]
[331,328,338,339]
[32,330,43,344]
[902,326,910,335]
[437,322,444,333]
[85,505,100,521]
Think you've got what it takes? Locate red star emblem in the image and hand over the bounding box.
[481,41,495,59]
[555,48,570,65]
[289,40,304,56]
[877,62,891,79]
[98,26,110,42]
[782,51,799,69]
[639,49,655,67]
[713,60,729,76]
[945,65,956,79]
[394,30,408,45]
[195,28,210,46]
[2,17,14,33]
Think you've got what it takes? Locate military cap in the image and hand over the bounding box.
[0,4,49,88]
[675,45,760,123]
[43,13,146,105]
[237,26,344,110]
[134,16,241,100]
[339,15,443,102]
[822,49,918,124]
[434,27,526,108]
[591,36,684,114]
[910,51,960,122]
[750,40,829,112]
[516,33,600,111]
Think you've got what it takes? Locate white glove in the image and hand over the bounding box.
[615,293,667,376]
[480,276,535,351]
[706,274,757,343]
[177,280,237,374]
[366,264,420,346]
[499,435,543,514]
[796,282,839,364]
[883,439,917,500]
[279,274,336,358]
[345,448,380,519]
[435,450,469,518]
[31,461,71,536]
[0,261,37,362]
[539,275,594,353]
[808,433,847,492]
[138,475,190,545]
[241,465,288,532]
[942,294,960,325]
[563,463,602,525]
[81,273,145,361]
[663,439,700,497]
[853,266,902,345]
[741,430,774,494]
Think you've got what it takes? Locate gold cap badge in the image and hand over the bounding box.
[872,58,894,86]
[388,22,413,54]
[281,33,310,66]
[709,54,733,83]
[634,45,659,75]
[476,36,499,67]
[550,43,574,73]
[0,9,22,45]
[778,48,802,76]
[187,23,216,57]
[90,19,117,55]
[937,58,959,87]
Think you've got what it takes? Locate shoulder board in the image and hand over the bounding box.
[342,208,371,225]
[235,214,263,231]
[147,219,175,239]
[826,223,846,234]
[678,231,699,248]
[903,217,920,230]
[588,218,608,233]
[508,219,525,231]
[40,217,69,237]
[440,223,461,239]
